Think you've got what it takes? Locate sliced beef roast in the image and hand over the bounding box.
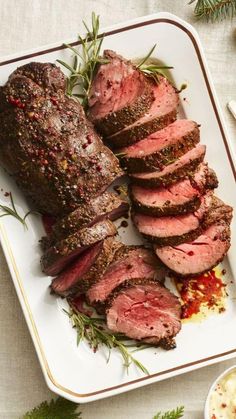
[48,192,129,245]
[133,193,233,246]
[51,237,122,296]
[107,77,179,147]
[130,163,218,216]
[120,120,200,173]
[130,144,206,187]
[106,279,181,349]
[41,219,117,276]
[87,246,167,306]
[88,50,154,136]
[0,62,122,215]
[155,221,231,276]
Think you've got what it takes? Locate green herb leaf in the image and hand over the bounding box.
[0,192,34,229]
[153,406,184,419]
[189,0,236,21]
[65,307,149,375]
[137,44,173,82]
[57,12,106,107]
[21,397,81,419]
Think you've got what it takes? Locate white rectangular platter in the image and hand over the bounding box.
[0,12,236,403]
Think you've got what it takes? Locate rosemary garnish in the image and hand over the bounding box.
[65,308,149,375]
[137,45,173,83]
[57,12,108,106]
[0,192,32,228]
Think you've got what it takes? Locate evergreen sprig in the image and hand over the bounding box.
[189,0,236,21]
[21,397,81,419]
[153,406,185,419]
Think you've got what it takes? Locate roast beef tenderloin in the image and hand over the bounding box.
[0,62,122,215]
[41,219,117,276]
[88,50,154,136]
[130,163,218,216]
[130,144,206,187]
[120,120,200,173]
[155,221,231,276]
[106,279,181,349]
[107,77,179,147]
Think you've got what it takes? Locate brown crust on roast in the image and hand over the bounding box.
[41,219,117,275]
[53,238,123,297]
[130,155,204,188]
[107,108,177,148]
[130,189,201,217]
[47,193,129,246]
[94,79,154,137]
[120,123,200,173]
[0,62,123,216]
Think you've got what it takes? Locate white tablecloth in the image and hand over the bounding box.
[0,1,236,417]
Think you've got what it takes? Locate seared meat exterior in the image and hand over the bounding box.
[46,192,129,246]
[133,193,233,246]
[130,163,218,216]
[41,219,117,276]
[0,62,122,215]
[51,238,122,296]
[106,279,181,349]
[155,221,231,276]
[86,246,167,307]
[107,77,179,147]
[88,50,154,136]
[120,120,200,173]
[130,144,206,187]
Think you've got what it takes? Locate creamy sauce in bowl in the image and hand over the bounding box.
[209,368,236,418]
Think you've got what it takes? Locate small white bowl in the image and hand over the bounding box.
[204,365,236,418]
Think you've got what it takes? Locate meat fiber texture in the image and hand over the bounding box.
[41,219,117,276]
[0,62,122,216]
[120,119,200,173]
[132,192,233,246]
[130,144,206,187]
[106,279,181,349]
[86,246,167,306]
[51,237,122,297]
[88,50,154,136]
[107,76,179,147]
[130,163,218,217]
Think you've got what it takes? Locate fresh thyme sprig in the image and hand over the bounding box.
[0,192,32,228]
[189,0,236,21]
[153,406,185,419]
[57,12,108,106]
[65,308,149,375]
[137,44,173,82]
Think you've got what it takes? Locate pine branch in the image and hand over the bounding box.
[189,0,236,21]
[21,397,81,419]
[153,406,184,419]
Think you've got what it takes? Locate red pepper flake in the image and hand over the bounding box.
[86,134,93,144]
[82,143,88,149]
[187,250,194,256]
[174,270,226,319]
[50,96,58,105]
[8,96,25,109]
[96,164,102,172]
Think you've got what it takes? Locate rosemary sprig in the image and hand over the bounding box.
[137,45,173,82]
[57,12,108,106]
[189,0,236,21]
[65,308,149,375]
[153,406,184,419]
[0,192,32,228]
